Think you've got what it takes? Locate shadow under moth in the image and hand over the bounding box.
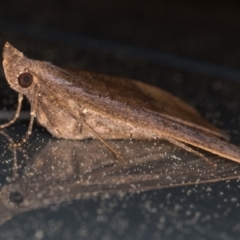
[1,42,240,164]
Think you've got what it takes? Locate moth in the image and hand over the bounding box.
[1,42,240,164]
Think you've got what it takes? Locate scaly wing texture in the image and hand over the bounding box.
[65,69,227,139]
[56,69,240,163]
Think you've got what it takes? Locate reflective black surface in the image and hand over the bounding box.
[0,124,240,239]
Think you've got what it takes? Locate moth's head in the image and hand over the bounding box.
[2,42,41,96]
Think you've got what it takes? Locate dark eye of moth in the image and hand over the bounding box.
[18,72,33,88]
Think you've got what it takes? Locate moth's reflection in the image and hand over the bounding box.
[0,137,240,225]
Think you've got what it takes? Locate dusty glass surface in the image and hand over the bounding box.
[0,124,240,239]
[0,33,240,239]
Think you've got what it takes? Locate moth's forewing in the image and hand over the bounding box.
[56,69,240,162]
[65,69,227,139]
[65,69,224,137]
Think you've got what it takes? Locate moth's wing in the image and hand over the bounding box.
[47,68,240,162]
[132,80,228,140]
[65,68,227,140]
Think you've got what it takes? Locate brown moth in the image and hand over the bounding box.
[1,42,240,163]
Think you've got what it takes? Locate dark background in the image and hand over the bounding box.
[1,1,240,239]
[2,0,240,67]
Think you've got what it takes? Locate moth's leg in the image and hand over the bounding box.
[0,130,21,179]
[83,119,127,164]
[161,136,216,167]
[11,111,35,147]
[0,93,23,129]
[9,85,39,147]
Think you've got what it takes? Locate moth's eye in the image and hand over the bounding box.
[18,72,33,88]
[9,190,24,205]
